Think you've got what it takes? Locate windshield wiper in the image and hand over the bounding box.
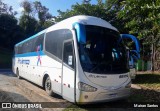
[89,63,101,73]
[90,61,112,73]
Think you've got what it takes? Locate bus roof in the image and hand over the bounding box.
[15,15,118,46]
[47,15,118,32]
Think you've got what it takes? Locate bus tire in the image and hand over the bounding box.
[45,76,54,96]
[16,68,21,79]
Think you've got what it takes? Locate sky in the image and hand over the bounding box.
[3,0,104,18]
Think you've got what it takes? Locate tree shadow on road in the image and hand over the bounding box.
[0,90,41,111]
[129,88,160,102]
[14,76,63,100]
[132,73,160,84]
[0,70,15,77]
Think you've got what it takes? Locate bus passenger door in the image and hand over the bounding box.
[62,40,75,102]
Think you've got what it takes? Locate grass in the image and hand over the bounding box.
[129,73,160,102]
[132,73,160,90]
[0,47,12,68]
[64,105,87,111]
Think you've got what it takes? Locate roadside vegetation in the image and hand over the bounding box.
[132,73,160,91]
[129,73,160,102]
[0,47,12,68]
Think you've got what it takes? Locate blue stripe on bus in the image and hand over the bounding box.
[15,51,45,57]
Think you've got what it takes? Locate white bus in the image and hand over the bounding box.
[13,15,132,103]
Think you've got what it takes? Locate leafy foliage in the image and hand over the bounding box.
[20,0,33,16]
[118,0,160,70]
[118,0,160,44]
[19,14,38,37]
[0,0,17,16]
[33,1,53,27]
[19,0,54,39]
[55,0,128,33]
[0,0,24,50]
[55,2,107,22]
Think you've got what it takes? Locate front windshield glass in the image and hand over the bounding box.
[78,25,129,74]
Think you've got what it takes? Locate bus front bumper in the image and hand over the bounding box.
[77,87,130,103]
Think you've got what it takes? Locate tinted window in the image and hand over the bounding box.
[17,44,23,54]
[45,29,72,60]
[16,33,44,54]
[78,25,128,74]
[63,42,75,69]
[32,34,44,52]
[21,40,33,53]
[15,46,18,54]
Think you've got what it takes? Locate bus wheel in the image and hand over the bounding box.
[16,68,21,79]
[45,76,54,96]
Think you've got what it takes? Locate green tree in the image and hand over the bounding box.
[104,0,128,33]
[19,1,54,38]
[20,0,33,17]
[33,1,53,29]
[0,0,17,15]
[55,0,127,34]
[0,14,23,49]
[55,2,107,22]
[0,0,24,49]
[19,14,38,38]
[19,0,39,38]
[118,0,160,71]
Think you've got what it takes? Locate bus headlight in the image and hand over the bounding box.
[78,82,97,92]
[125,81,131,88]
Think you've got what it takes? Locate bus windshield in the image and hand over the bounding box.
[78,25,129,74]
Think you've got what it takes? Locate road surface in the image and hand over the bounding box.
[0,70,158,111]
[0,70,70,111]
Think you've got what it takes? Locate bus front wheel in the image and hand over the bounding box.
[45,76,54,96]
[16,68,21,79]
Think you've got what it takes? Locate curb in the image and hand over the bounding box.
[131,84,141,89]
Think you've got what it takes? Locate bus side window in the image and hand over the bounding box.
[63,42,74,69]
[45,29,73,61]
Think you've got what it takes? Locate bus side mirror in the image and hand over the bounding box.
[73,23,86,44]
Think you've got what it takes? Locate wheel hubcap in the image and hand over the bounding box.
[46,79,51,90]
